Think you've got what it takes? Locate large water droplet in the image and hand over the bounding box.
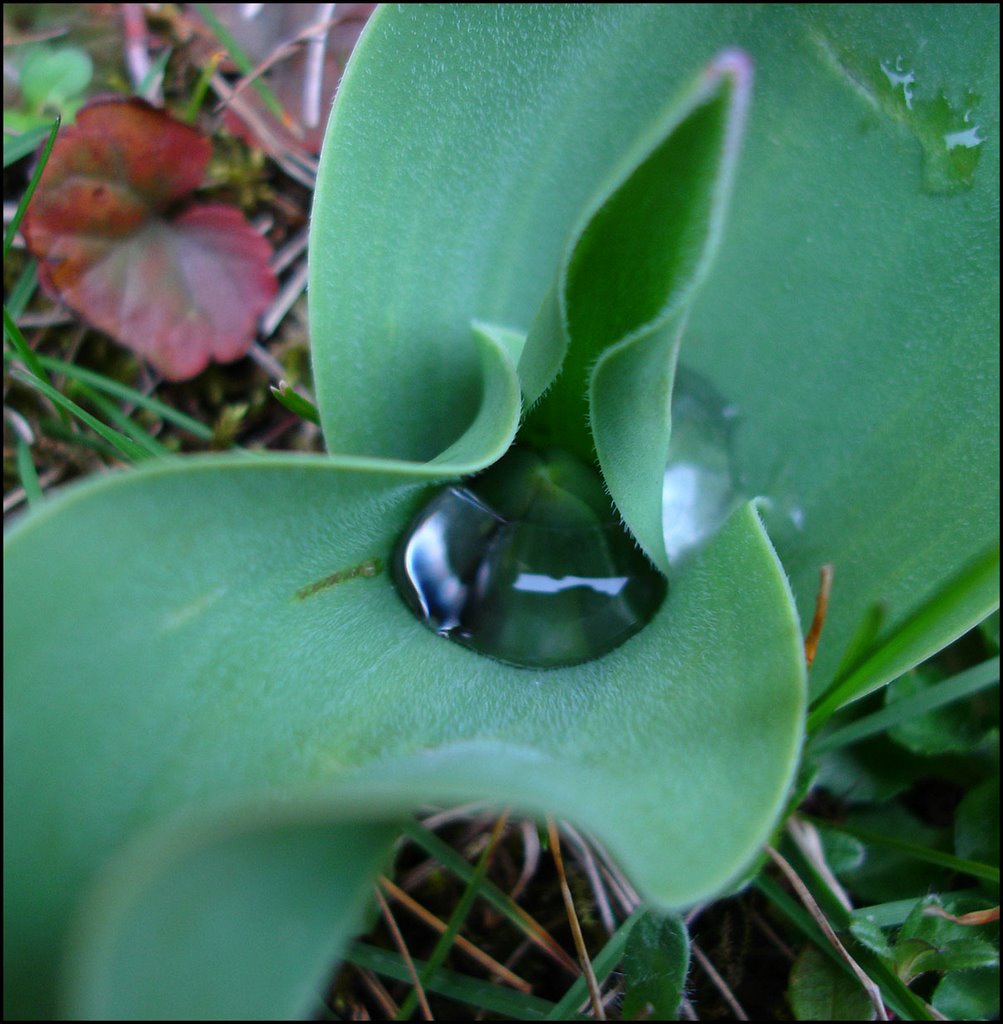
[393,446,666,668]
[663,366,741,565]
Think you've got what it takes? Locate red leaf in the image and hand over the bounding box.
[22,97,277,380]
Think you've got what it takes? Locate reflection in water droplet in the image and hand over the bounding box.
[872,56,986,194]
[943,125,984,151]
[880,57,916,110]
[393,447,666,668]
[811,29,986,194]
[662,366,741,565]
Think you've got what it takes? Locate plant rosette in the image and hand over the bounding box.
[4,6,998,1019]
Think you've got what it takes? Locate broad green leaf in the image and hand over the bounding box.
[309,4,999,698]
[621,911,690,1021]
[933,965,1000,1021]
[3,460,804,1018]
[67,809,397,1020]
[787,944,876,1021]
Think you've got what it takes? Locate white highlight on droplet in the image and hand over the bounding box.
[513,573,628,596]
[880,57,916,110]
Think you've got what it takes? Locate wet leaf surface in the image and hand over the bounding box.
[22,98,276,380]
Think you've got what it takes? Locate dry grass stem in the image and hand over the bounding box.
[766,844,888,1021]
[356,966,400,1018]
[804,563,834,669]
[559,823,617,935]
[378,875,533,993]
[547,817,606,1019]
[373,884,433,1021]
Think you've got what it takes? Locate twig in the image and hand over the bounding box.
[509,818,541,903]
[766,845,888,1021]
[548,817,606,1020]
[356,966,399,1019]
[121,5,156,101]
[787,816,854,913]
[247,342,288,384]
[261,258,309,338]
[303,4,338,128]
[690,941,749,1020]
[378,875,532,993]
[270,225,311,274]
[373,885,433,1021]
[560,823,617,935]
[209,72,318,186]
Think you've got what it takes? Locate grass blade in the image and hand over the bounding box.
[15,439,43,508]
[3,125,55,168]
[805,818,999,886]
[400,821,579,975]
[4,305,49,383]
[5,262,38,320]
[396,815,508,1021]
[11,368,151,462]
[66,380,171,457]
[193,4,290,124]
[808,547,1001,732]
[546,908,645,1020]
[811,657,1000,755]
[3,117,59,260]
[346,944,559,1020]
[136,46,173,98]
[3,351,214,440]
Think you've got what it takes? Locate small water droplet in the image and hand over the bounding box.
[880,57,916,110]
[393,446,666,668]
[663,366,741,565]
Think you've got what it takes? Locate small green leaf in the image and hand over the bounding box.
[270,382,321,425]
[621,910,690,1021]
[18,46,92,115]
[894,896,1000,984]
[933,965,1000,1021]
[787,945,876,1021]
[849,916,894,959]
[886,666,999,755]
[955,779,1000,867]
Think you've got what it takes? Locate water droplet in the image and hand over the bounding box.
[393,446,666,668]
[663,366,741,564]
[880,57,916,110]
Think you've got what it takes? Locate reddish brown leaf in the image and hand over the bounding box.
[22,97,277,380]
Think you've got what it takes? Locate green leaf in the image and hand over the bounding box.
[894,896,999,984]
[955,778,1000,867]
[66,809,397,1020]
[787,944,876,1021]
[621,910,690,1021]
[811,656,1000,755]
[18,46,92,115]
[522,53,750,570]
[3,461,804,1017]
[933,965,1000,1021]
[309,4,998,697]
[885,665,999,755]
